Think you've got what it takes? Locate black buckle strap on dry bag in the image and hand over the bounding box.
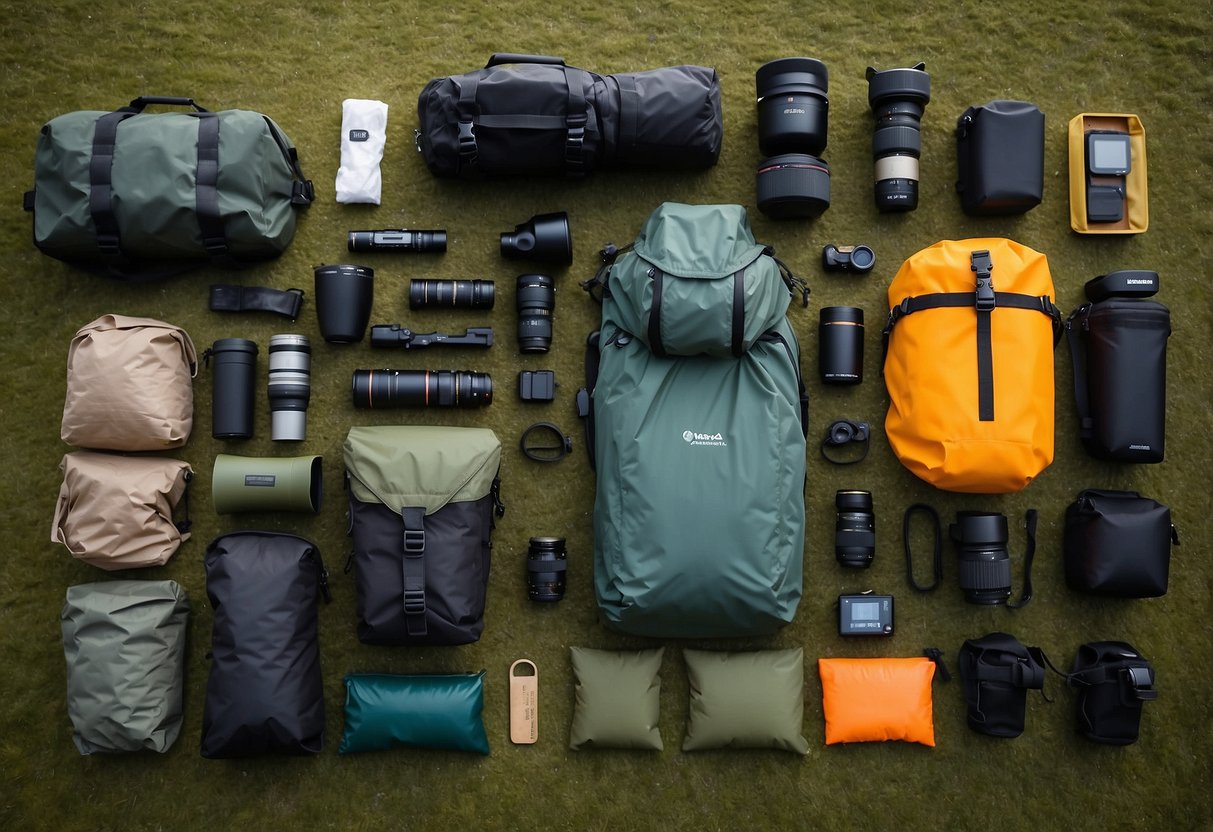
[400,506,428,638]
[972,249,996,421]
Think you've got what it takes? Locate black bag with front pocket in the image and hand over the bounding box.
[416,53,722,179]
[1064,488,1177,597]
[343,426,504,645]
[957,632,1048,738]
[1069,641,1157,745]
[955,100,1045,215]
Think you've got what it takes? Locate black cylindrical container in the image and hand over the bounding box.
[517,274,555,353]
[314,264,374,344]
[526,536,567,602]
[209,338,258,440]
[819,306,864,384]
[409,279,496,310]
[350,369,493,408]
[756,57,829,157]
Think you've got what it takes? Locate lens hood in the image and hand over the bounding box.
[756,57,828,100]
[865,62,931,106]
[951,511,1008,545]
[756,153,830,219]
[501,212,573,263]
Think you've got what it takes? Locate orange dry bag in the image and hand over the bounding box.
[884,238,1061,493]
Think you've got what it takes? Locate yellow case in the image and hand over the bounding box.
[1068,113,1148,234]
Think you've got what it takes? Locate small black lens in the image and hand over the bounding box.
[951,511,1012,605]
[756,58,829,157]
[408,279,495,310]
[819,306,864,385]
[866,63,931,213]
[527,536,567,602]
[350,369,492,408]
[517,274,555,354]
[835,490,875,568]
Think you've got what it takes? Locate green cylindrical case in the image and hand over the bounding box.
[211,454,323,514]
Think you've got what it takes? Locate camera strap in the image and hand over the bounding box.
[1007,508,1038,609]
[903,503,943,592]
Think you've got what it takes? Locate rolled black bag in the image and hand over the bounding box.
[1066,270,1171,462]
[1063,489,1176,597]
[416,53,722,178]
[957,632,1047,738]
[1068,641,1157,745]
[200,531,330,758]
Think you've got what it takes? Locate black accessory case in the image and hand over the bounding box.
[957,632,1046,738]
[1068,641,1157,745]
[1063,488,1176,597]
[955,100,1044,215]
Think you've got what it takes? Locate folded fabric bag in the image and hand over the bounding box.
[52,452,192,570]
[569,647,664,751]
[682,648,809,754]
[818,656,937,746]
[61,580,190,754]
[339,672,489,755]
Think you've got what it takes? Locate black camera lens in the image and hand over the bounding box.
[517,274,555,354]
[208,338,258,440]
[267,334,311,441]
[822,244,876,273]
[501,212,573,263]
[951,511,1012,605]
[819,306,864,385]
[350,369,492,408]
[756,57,829,157]
[866,62,931,212]
[756,153,831,219]
[409,279,495,311]
[526,536,567,602]
[835,490,875,568]
[348,229,447,253]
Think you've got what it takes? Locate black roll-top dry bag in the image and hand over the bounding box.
[416,53,722,178]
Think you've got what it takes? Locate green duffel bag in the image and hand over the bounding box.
[25,95,313,278]
[61,580,191,754]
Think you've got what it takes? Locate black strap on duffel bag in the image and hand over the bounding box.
[416,53,722,179]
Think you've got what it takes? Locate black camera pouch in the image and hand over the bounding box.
[955,100,1044,215]
[1067,295,1171,462]
[1068,641,1157,745]
[957,632,1046,738]
[1063,489,1176,597]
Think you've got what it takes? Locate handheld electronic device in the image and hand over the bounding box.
[1085,130,1132,223]
[838,592,894,636]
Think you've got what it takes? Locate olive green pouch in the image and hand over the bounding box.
[569,647,664,751]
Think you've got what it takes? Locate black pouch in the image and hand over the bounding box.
[1064,489,1176,597]
[200,531,330,758]
[957,632,1046,738]
[1069,641,1157,745]
[955,100,1044,215]
[1067,286,1171,462]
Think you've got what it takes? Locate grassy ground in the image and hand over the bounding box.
[1,1,1211,830]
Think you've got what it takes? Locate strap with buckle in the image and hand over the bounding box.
[400,506,428,638]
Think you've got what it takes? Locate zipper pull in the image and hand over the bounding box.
[491,477,506,519]
[1171,524,1181,546]
[310,547,332,604]
[924,647,952,682]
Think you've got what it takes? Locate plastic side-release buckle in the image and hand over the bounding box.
[1123,665,1158,701]
[971,250,995,311]
[457,120,478,164]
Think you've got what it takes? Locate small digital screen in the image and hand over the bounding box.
[1090,136,1130,173]
[851,601,881,621]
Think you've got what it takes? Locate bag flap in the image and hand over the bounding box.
[632,203,766,278]
[343,426,501,514]
[889,237,1054,302]
[72,314,199,376]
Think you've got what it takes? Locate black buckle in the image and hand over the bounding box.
[565,126,585,170]
[291,179,315,206]
[971,250,995,311]
[403,528,426,553]
[96,233,121,257]
[203,236,228,258]
[1123,665,1158,701]
[457,120,477,162]
[403,587,426,616]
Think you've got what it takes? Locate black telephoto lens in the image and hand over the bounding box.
[347,229,448,253]
[819,306,864,385]
[350,369,492,408]
[517,274,555,354]
[527,536,567,602]
[208,338,258,440]
[755,57,831,220]
[835,490,875,568]
[951,511,1012,605]
[866,62,931,212]
[408,279,496,310]
[267,334,311,441]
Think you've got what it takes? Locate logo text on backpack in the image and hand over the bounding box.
[682,429,727,447]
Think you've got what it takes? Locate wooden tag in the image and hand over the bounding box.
[509,659,538,744]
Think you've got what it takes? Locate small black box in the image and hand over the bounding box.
[518,370,556,402]
[955,100,1044,216]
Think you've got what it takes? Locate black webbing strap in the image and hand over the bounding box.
[903,503,943,592]
[474,114,568,129]
[1006,508,1037,609]
[400,506,428,638]
[648,268,667,357]
[456,73,481,169]
[1065,304,1095,442]
[731,269,746,357]
[615,73,639,163]
[578,330,602,471]
[971,250,996,421]
[209,284,305,319]
[194,113,228,262]
[88,108,138,259]
[175,470,193,534]
[563,66,590,177]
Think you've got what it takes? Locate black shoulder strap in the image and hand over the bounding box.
[648,267,667,358]
[577,330,601,472]
[731,268,746,357]
[903,503,943,592]
[1066,304,1095,442]
[1007,509,1037,609]
[209,284,305,319]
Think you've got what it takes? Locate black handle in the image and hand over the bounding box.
[127,96,210,113]
[486,53,565,68]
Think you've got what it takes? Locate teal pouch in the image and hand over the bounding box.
[338,672,489,755]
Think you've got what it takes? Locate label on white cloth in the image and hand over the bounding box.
[336,99,388,204]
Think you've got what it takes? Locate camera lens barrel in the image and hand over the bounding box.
[500,212,573,263]
[350,369,493,409]
[951,511,1013,605]
[348,229,447,253]
[756,57,829,157]
[835,490,875,568]
[209,338,258,440]
[866,62,931,213]
[526,536,567,602]
[267,334,311,441]
[819,306,864,385]
[756,153,831,219]
[409,279,495,311]
[517,274,555,354]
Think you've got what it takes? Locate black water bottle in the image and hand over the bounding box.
[819,306,864,384]
[208,338,258,439]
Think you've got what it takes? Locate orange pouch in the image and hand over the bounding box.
[819,657,936,746]
[884,238,1060,493]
